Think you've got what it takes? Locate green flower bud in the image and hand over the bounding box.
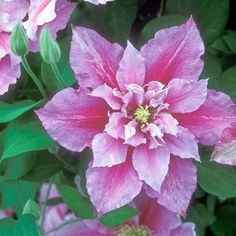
[39,28,61,64]
[10,23,29,56]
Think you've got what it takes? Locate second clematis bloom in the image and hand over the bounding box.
[212,122,236,165]
[36,18,236,215]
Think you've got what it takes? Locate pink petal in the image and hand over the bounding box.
[86,155,143,214]
[170,223,196,236]
[36,88,109,152]
[0,0,29,32]
[175,90,236,145]
[165,79,208,113]
[24,0,57,40]
[105,112,128,139]
[0,33,10,59]
[92,133,128,168]
[116,41,146,91]
[140,17,204,85]
[164,127,200,161]
[0,55,21,95]
[212,123,236,166]
[135,192,181,236]
[29,0,76,51]
[70,26,123,89]
[91,84,122,110]
[84,0,114,5]
[146,157,197,216]
[53,219,112,236]
[132,145,170,192]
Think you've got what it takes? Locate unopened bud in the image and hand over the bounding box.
[10,23,29,56]
[39,28,61,64]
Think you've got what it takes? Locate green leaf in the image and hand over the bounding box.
[0,100,40,123]
[2,120,55,159]
[211,206,236,236]
[0,152,37,180]
[223,30,236,53]
[140,15,186,44]
[21,152,62,182]
[60,185,94,219]
[187,203,216,236]
[0,178,39,215]
[99,206,139,228]
[23,200,41,219]
[197,149,236,198]
[166,0,230,44]
[0,215,40,236]
[76,0,138,44]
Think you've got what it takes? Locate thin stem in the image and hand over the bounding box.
[21,56,47,99]
[50,63,65,89]
[40,181,53,234]
[158,0,165,17]
[44,219,79,235]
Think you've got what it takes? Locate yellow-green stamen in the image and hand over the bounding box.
[134,105,151,125]
[117,225,153,236]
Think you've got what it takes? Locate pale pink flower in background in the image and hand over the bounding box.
[36,18,236,216]
[0,0,75,95]
[84,0,114,5]
[0,209,13,219]
[23,0,76,52]
[39,183,68,234]
[0,0,28,95]
[212,122,236,165]
[42,191,196,236]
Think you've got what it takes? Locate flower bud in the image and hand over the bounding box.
[10,23,29,56]
[39,28,61,64]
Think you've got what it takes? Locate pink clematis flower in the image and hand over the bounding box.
[84,0,114,5]
[23,0,76,51]
[0,209,13,219]
[0,0,75,95]
[212,122,236,165]
[0,0,28,95]
[36,18,236,215]
[43,191,196,236]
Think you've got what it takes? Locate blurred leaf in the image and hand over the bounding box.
[208,66,236,101]
[197,149,236,198]
[140,15,186,43]
[166,0,230,44]
[0,100,40,123]
[223,30,236,53]
[99,206,139,228]
[2,121,55,159]
[187,203,216,236]
[201,53,222,80]
[211,206,236,236]
[23,200,41,219]
[60,185,94,219]
[76,0,138,44]
[0,152,37,180]
[0,218,15,236]
[21,152,62,182]
[206,195,217,214]
[0,178,39,215]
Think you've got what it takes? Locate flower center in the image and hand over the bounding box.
[117,225,153,236]
[133,105,151,125]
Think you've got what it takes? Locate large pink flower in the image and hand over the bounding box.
[212,122,236,165]
[0,0,75,95]
[43,191,196,236]
[36,18,236,215]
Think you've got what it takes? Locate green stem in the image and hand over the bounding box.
[40,181,53,234]
[21,56,47,99]
[44,219,79,235]
[158,0,165,17]
[50,63,65,89]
